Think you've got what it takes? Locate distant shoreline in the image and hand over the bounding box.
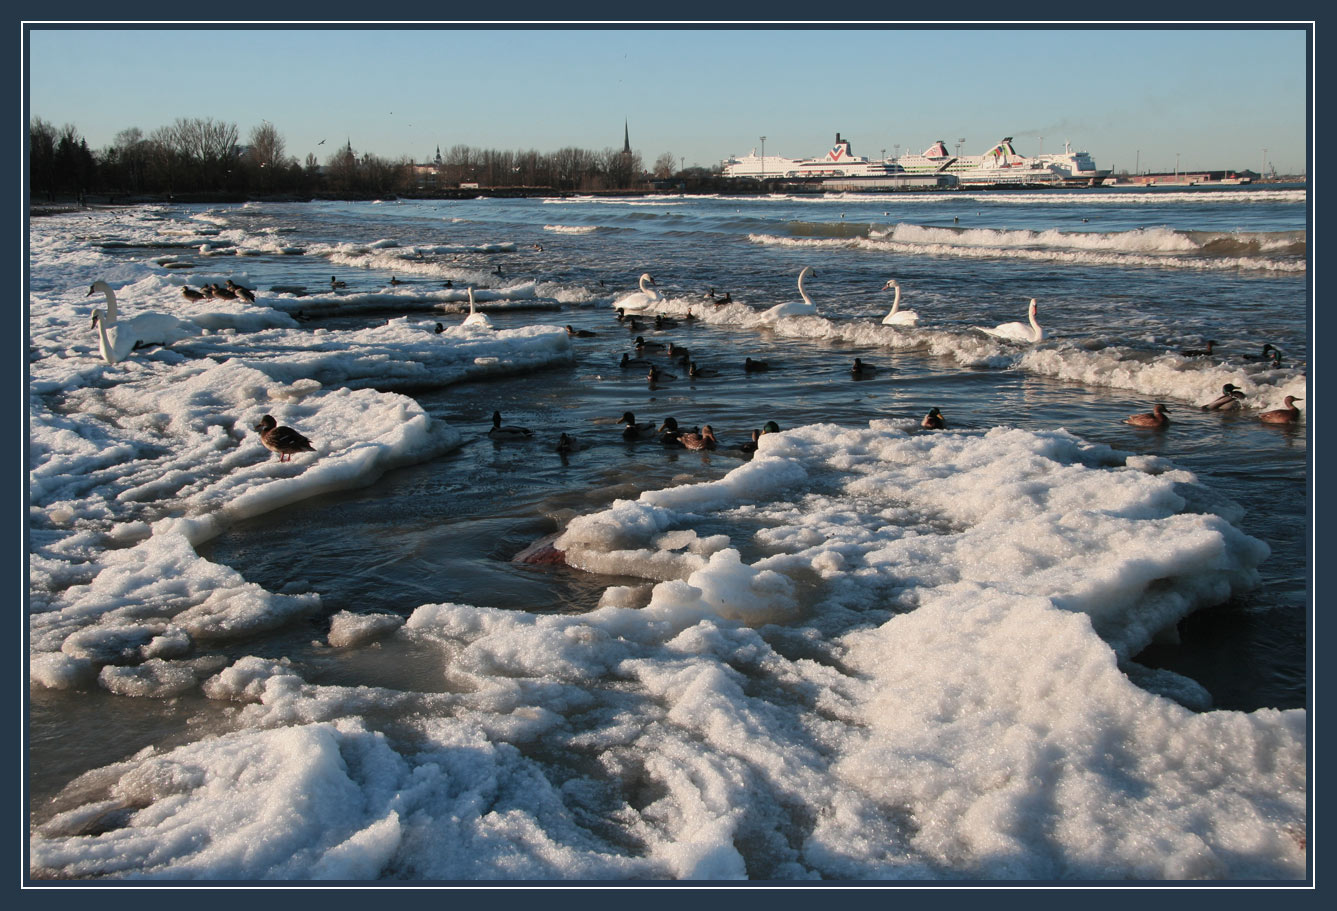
[29,180,1306,217]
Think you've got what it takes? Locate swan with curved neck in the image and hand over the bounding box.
[90,309,136,364]
[86,280,200,347]
[761,266,819,321]
[613,273,664,312]
[981,298,1044,343]
[461,287,494,329]
[880,279,920,326]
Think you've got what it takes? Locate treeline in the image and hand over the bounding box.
[29,117,726,202]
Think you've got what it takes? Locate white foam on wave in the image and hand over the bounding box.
[543,224,600,234]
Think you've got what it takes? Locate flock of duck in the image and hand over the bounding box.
[614,268,1302,431]
[84,261,1304,468]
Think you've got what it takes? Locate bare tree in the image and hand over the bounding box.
[653,152,676,179]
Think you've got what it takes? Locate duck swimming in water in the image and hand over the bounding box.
[678,425,718,451]
[1242,343,1280,361]
[739,429,762,455]
[634,335,665,350]
[619,411,656,439]
[647,365,676,383]
[488,411,533,440]
[851,358,877,378]
[566,325,597,337]
[1201,383,1247,411]
[688,361,717,378]
[657,417,686,445]
[330,276,347,289]
[1124,404,1171,428]
[1258,395,1302,424]
[620,352,652,368]
[921,407,946,429]
[744,357,770,373]
[555,433,579,453]
[1180,340,1216,357]
[254,414,315,462]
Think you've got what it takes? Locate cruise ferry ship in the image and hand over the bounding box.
[722,134,903,179]
[896,137,1109,186]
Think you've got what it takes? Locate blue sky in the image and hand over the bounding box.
[27,25,1309,175]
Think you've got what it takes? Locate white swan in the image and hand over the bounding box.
[761,266,819,321]
[979,298,1044,343]
[612,272,664,312]
[461,287,494,329]
[86,280,200,347]
[880,279,920,326]
[90,309,137,364]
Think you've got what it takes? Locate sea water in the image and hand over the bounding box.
[27,188,1309,880]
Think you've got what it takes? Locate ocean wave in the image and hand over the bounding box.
[543,224,601,234]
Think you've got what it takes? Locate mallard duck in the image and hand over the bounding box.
[389,276,404,286]
[488,411,532,439]
[434,322,445,334]
[657,417,685,445]
[739,429,762,454]
[1258,396,1302,424]
[1201,383,1246,411]
[1242,343,1280,361]
[679,425,718,451]
[619,411,655,440]
[921,407,946,429]
[851,358,877,378]
[330,276,347,289]
[761,421,781,434]
[212,283,238,300]
[254,414,315,462]
[688,362,717,378]
[647,365,676,383]
[744,357,770,373]
[566,325,597,337]
[619,353,652,368]
[1124,404,1171,428]
[634,335,665,351]
[226,279,255,302]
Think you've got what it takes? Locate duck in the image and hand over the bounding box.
[1201,383,1246,411]
[1124,403,1171,428]
[851,358,877,378]
[555,433,579,453]
[566,325,597,337]
[921,407,946,429]
[211,283,238,300]
[488,411,533,440]
[679,425,718,451]
[330,276,347,289]
[760,266,818,321]
[656,416,685,445]
[688,362,718,378]
[389,276,404,286]
[654,314,679,330]
[1258,395,1303,424]
[647,365,676,383]
[739,429,762,455]
[462,288,494,330]
[618,411,656,439]
[880,279,921,326]
[181,285,205,302]
[86,281,200,349]
[225,280,256,302]
[633,335,665,350]
[254,414,315,462]
[434,322,445,334]
[615,307,628,322]
[491,265,505,277]
[620,352,653,368]
[199,283,217,299]
[1180,339,1216,357]
[713,292,733,305]
[666,342,690,359]
[1242,343,1280,361]
[760,421,781,435]
[744,357,770,373]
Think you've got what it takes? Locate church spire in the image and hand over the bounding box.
[623,119,631,155]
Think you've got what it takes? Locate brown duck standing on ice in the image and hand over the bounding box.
[1124,404,1171,428]
[255,414,315,462]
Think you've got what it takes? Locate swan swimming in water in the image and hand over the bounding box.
[980,298,1044,343]
[760,266,818,321]
[87,280,200,348]
[461,288,494,329]
[614,273,665,312]
[880,279,920,326]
